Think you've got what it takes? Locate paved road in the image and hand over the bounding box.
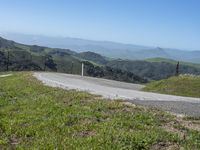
[34,72,200,117]
[0,74,12,78]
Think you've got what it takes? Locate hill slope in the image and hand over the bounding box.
[107,59,200,80]
[146,57,200,69]
[143,75,200,98]
[76,51,108,65]
[1,32,200,63]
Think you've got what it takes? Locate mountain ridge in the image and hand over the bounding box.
[1,32,200,63]
[1,36,200,81]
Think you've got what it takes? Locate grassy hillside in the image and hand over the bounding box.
[143,75,200,98]
[0,72,200,149]
[76,51,108,65]
[107,60,200,81]
[146,57,200,69]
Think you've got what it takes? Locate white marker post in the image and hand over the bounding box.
[81,63,84,76]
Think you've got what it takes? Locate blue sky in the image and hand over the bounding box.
[0,0,200,50]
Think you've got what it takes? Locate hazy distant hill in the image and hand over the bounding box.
[2,32,200,63]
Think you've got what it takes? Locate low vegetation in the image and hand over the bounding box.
[0,72,200,149]
[143,75,200,98]
[107,59,200,81]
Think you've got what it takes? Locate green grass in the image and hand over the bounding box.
[146,57,178,63]
[143,75,200,98]
[0,72,200,149]
[146,57,200,69]
[0,72,11,75]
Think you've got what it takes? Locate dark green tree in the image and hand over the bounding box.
[44,55,57,71]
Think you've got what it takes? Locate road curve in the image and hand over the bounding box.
[34,72,200,117]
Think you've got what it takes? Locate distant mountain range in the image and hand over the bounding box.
[1,32,200,63]
[1,36,200,82]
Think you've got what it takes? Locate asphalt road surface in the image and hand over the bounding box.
[34,72,200,117]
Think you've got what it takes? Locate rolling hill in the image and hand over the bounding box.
[76,51,109,65]
[77,52,200,80]
[0,37,146,83]
[1,36,200,82]
[146,57,200,69]
[106,60,200,80]
[1,32,200,63]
